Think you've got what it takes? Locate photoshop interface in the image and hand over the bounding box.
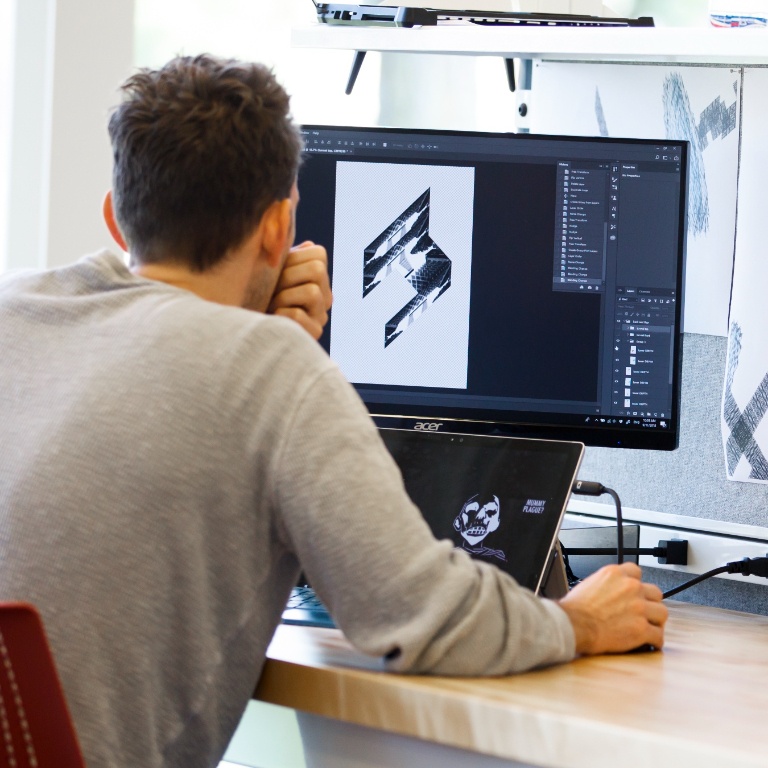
[296,127,685,445]
[551,155,682,425]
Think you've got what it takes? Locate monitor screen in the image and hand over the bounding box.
[295,125,687,450]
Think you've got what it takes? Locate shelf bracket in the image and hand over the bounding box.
[344,53,533,101]
[345,50,367,95]
[504,58,516,92]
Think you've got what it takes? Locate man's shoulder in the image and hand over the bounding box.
[0,250,135,296]
[143,286,336,384]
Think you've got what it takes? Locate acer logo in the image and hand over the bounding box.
[414,422,443,432]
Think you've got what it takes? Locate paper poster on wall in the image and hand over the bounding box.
[722,68,768,484]
[531,62,740,337]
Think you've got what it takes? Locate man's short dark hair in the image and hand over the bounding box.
[108,54,303,272]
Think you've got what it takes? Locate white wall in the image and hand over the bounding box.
[0,0,15,272]
[5,0,134,272]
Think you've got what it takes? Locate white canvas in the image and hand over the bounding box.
[531,62,740,337]
[330,161,475,389]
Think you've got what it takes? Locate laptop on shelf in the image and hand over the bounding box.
[310,2,654,28]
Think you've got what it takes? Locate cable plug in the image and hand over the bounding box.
[571,480,605,496]
[727,556,768,578]
[570,480,624,564]
[655,539,688,566]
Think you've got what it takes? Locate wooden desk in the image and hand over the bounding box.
[255,602,768,768]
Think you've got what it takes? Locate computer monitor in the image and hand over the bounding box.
[295,125,687,450]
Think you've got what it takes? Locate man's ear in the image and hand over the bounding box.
[102,191,129,252]
[259,197,293,269]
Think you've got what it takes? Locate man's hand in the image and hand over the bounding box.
[268,241,333,340]
[558,562,668,655]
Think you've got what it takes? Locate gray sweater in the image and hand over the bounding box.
[0,252,575,768]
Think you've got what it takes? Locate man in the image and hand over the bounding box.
[0,55,666,768]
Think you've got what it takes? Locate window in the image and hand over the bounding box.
[134,0,381,127]
[0,1,16,273]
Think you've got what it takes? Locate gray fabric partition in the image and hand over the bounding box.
[580,333,768,524]
[577,333,768,614]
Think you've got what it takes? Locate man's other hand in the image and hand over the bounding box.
[557,562,668,655]
[268,241,333,340]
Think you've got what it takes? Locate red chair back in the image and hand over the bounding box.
[0,602,86,767]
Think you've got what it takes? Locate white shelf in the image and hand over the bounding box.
[292,24,768,65]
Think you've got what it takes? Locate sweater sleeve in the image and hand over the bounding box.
[271,364,576,676]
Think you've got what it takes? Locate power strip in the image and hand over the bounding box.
[565,499,768,586]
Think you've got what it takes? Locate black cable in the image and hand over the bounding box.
[603,487,624,565]
[662,566,731,598]
[663,556,768,599]
[566,547,662,557]
[570,481,624,564]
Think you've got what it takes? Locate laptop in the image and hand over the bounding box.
[310,2,654,28]
[283,429,584,627]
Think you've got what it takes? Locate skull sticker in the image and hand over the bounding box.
[453,493,507,563]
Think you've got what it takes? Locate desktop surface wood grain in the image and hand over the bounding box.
[256,602,768,768]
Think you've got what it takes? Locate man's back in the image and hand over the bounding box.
[0,251,336,766]
[0,250,583,767]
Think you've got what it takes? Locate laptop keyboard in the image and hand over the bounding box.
[282,586,336,628]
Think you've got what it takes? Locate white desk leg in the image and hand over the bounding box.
[297,711,540,768]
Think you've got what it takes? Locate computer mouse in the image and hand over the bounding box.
[627,643,658,654]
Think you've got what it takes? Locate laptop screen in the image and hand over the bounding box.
[295,125,687,451]
[379,429,584,593]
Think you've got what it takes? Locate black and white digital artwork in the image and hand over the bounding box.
[453,493,507,563]
[532,62,741,338]
[363,189,451,347]
[330,162,474,389]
